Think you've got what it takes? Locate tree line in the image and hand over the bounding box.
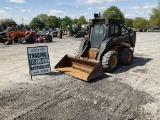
[0,0,160,30]
[29,14,88,29]
[102,5,160,28]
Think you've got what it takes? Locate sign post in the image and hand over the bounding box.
[27,46,51,79]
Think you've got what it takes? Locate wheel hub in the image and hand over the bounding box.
[111,56,117,68]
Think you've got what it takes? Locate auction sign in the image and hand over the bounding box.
[27,46,51,79]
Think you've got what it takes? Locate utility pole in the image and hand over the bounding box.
[21,18,24,25]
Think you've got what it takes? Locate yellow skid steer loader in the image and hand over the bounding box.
[55,17,136,81]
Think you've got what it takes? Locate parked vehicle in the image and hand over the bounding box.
[55,18,136,81]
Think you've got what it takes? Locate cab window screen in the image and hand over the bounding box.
[91,24,106,47]
[109,23,120,37]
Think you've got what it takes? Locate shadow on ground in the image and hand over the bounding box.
[89,74,112,83]
[0,45,10,48]
[111,56,152,74]
[40,57,152,82]
[50,71,63,76]
[40,71,63,76]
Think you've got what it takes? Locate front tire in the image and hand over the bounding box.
[102,51,119,73]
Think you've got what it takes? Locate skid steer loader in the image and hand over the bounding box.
[55,18,136,81]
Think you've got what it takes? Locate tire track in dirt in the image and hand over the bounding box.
[13,76,154,120]
[2,75,79,120]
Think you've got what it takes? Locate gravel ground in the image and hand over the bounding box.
[0,33,160,120]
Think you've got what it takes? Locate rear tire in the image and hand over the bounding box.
[119,48,133,65]
[102,51,119,73]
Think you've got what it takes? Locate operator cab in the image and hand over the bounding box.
[88,18,123,59]
[89,19,123,48]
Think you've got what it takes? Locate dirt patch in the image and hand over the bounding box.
[1,76,153,120]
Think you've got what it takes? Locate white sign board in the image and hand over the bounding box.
[27,46,51,76]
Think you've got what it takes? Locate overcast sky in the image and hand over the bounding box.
[0,0,158,24]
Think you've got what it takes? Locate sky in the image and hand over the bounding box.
[0,0,158,25]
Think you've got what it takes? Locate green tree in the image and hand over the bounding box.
[0,18,17,27]
[158,0,160,8]
[148,0,160,27]
[36,14,48,23]
[125,18,133,28]
[72,18,78,24]
[133,17,149,28]
[62,16,72,30]
[29,18,45,29]
[102,6,124,19]
[45,16,59,28]
[77,16,87,24]
[149,7,160,27]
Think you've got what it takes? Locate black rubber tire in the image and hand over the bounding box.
[119,48,133,66]
[102,51,119,73]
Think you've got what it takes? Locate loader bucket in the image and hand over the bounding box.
[55,54,103,81]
